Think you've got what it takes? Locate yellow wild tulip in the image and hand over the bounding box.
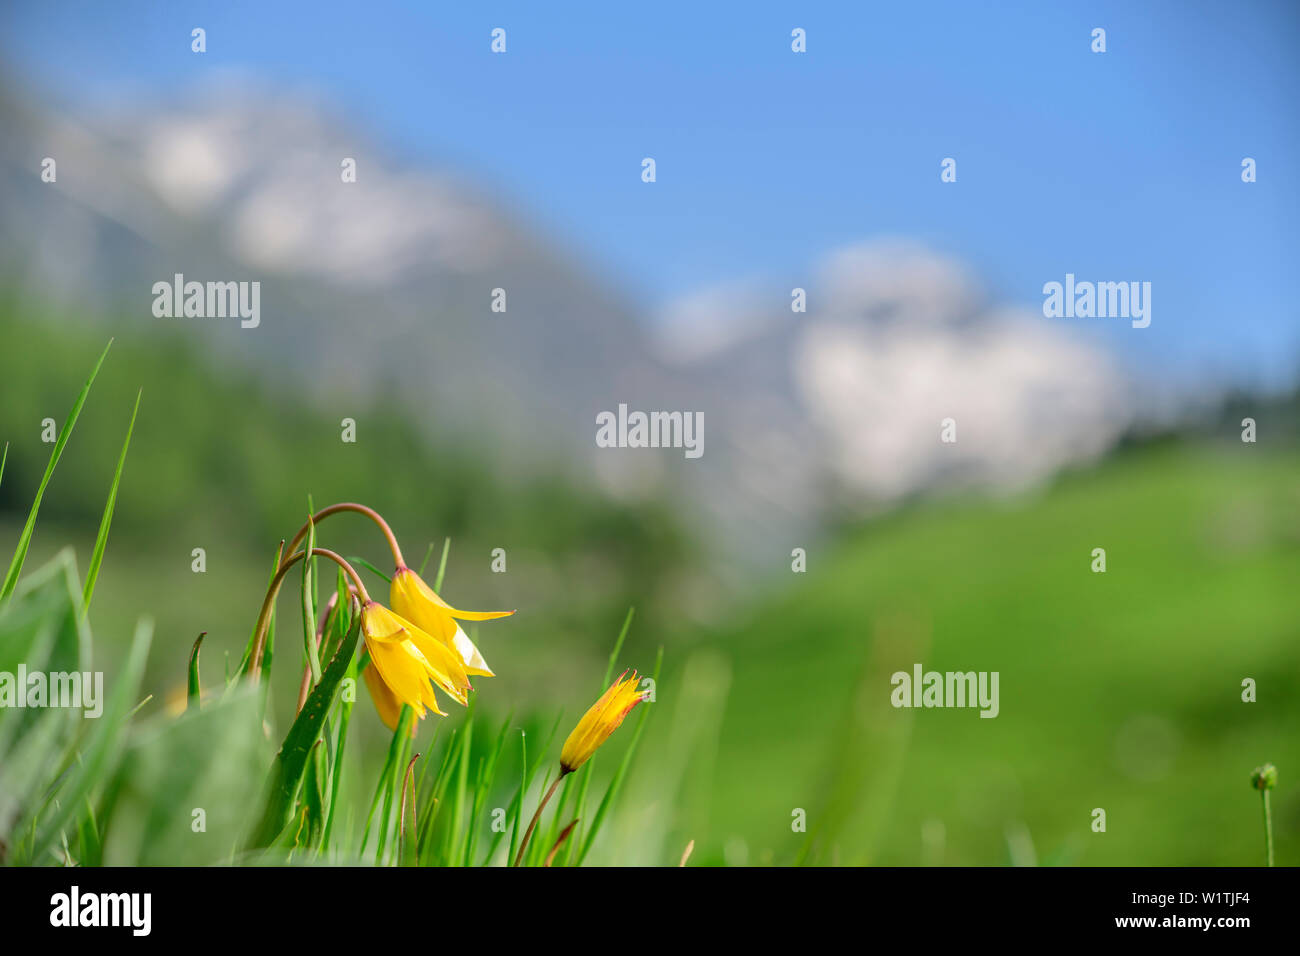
[560,670,648,774]
[360,600,471,727]
[389,565,514,678]
[514,669,650,865]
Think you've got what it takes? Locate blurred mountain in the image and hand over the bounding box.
[0,79,1138,576]
[0,80,674,463]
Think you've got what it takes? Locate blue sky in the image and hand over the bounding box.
[3,0,1298,388]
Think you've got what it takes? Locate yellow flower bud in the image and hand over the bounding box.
[560,670,648,774]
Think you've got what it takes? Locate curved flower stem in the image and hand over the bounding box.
[249,547,369,682]
[513,770,569,867]
[285,502,405,569]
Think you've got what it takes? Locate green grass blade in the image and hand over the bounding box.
[375,708,413,865]
[504,712,564,868]
[187,632,205,711]
[346,554,391,584]
[447,696,475,864]
[416,541,436,576]
[416,725,458,863]
[360,704,412,859]
[506,728,528,866]
[536,768,576,867]
[399,754,421,867]
[235,541,283,682]
[320,649,358,853]
[82,386,139,612]
[432,537,451,590]
[2,339,112,600]
[602,606,635,687]
[76,794,101,867]
[470,712,513,865]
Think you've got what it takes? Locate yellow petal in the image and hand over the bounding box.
[391,569,497,676]
[366,633,439,717]
[400,624,472,705]
[363,662,419,735]
[394,567,515,622]
[450,624,494,677]
[362,601,413,643]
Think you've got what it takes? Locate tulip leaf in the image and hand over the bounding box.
[97,684,265,865]
[299,739,326,851]
[247,612,360,848]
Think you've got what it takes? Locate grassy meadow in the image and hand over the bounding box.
[0,306,1295,866]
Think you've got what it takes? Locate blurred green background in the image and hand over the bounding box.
[3,302,1295,866]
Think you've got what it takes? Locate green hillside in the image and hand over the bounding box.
[663,443,1299,865]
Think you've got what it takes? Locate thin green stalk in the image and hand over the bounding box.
[417,725,459,863]
[360,705,413,858]
[377,714,413,865]
[512,711,564,865]
[399,753,421,867]
[433,537,451,591]
[507,729,528,867]
[1263,789,1274,867]
[469,714,513,865]
[448,698,475,864]
[1252,763,1278,868]
[302,517,322,685]
[83,387,140,612]
[347,555,391,583]
[320,647,359,854]
[417,541,437,576]
[603,607,635,686]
